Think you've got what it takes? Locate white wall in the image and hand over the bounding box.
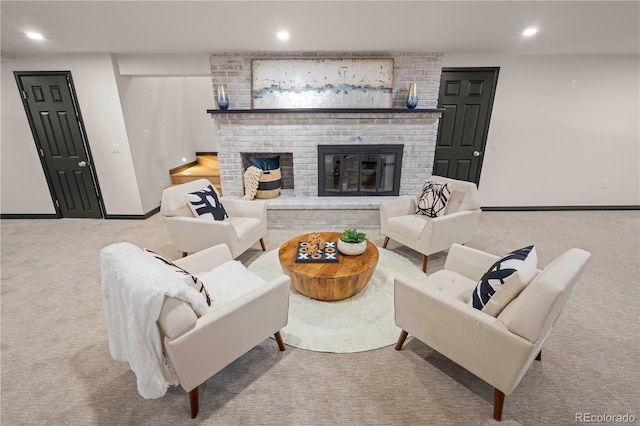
[3,52,636,215]
[183,77,217,153]
[0,62,56,214]
[115,75,216,212]
[442,54,640,207]
[113,53,217,213]
[1,54,145,215]
[115,54,216,154]
[116,53,211,77]
[1,53,216,216]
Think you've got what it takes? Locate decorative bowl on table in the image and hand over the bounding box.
[337,229,367,256]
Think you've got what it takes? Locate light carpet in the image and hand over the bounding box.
[248,247,425,353]
[1,212,639,424]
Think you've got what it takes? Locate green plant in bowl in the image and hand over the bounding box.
[340,229,367,244]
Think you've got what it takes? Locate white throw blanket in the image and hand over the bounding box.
[243,166,262,200]
[100,242,209,399]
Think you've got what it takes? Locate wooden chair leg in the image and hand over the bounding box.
[536,350,542,361]
[422,255,428,273]
[493,388,505,421]
[189,387,199,419]
[383,236,389,248]
[395,330,409,350]
[274,331,286,351]
[259,238,266,251]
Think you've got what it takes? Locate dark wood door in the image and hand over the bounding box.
[433,68,499,185]
[15,72,103,218]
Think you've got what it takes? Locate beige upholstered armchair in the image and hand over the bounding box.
[101,243,290,418]
[160,179,267,258]
[394,243,591,421]
[379,176,482,272]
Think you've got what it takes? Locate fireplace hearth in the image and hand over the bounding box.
[318,145,403,196]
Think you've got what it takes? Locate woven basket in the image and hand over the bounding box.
[255,168,281,199]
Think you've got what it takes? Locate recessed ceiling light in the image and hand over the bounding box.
[26,32,44,40]
[522,28,538,37]
[277,31,290,41]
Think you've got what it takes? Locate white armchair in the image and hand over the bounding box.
[101,243,290,418]
[160,179,267,258]
[394,243,591,421]
[380,176,482,272]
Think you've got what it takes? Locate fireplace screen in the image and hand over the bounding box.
[318,145,403,196]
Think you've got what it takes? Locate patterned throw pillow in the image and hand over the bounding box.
[470,245,537,317]
[249,155,280,171]
[416,180,451,217]
[184,184,228,221]
[144,249,212,306]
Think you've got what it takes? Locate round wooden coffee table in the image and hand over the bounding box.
[278,231,379,301]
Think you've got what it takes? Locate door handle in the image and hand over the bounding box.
[473,151,481,157]
[78,161,87,167]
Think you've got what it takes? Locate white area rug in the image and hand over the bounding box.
[248,248,425,353]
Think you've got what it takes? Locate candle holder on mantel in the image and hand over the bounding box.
[406,83,418,109]
[216,84,229,110]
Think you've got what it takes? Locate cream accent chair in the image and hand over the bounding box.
[394,243,591,421]
[104,243,290,418]
[380,176,482,272]
[161,244,289,418]
[161,179,267,258]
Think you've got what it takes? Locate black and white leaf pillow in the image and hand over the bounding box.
[470,245,537,317]
[416,180,450,217]
[184,184,228,221]
[144,248,212,306]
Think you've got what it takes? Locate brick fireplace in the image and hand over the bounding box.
[208,52,444,201]
[212,110,441,198]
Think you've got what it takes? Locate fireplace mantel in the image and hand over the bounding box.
[207,108,443,115]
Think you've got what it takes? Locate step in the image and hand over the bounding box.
[171,164,219,179]
[170,165,221,193]
[169,154,222,192]
[196,155,219,170]
[171,174,221,186]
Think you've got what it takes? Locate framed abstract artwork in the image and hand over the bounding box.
[251,58,394,109]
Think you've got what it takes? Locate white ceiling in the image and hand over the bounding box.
[1,1,639,57]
